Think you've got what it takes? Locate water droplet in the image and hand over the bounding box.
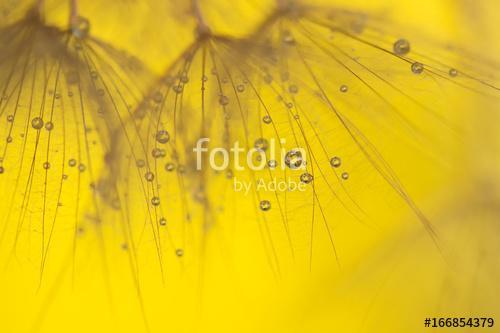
[283,33,295,44]
[340,85,348,93]
[237,84,245,92]
[72,16,90,39]
[68,159,77,167]
[254,138,269,151]
[175,249,184,257]
[6,136,12,143]
[151,196,160,206]
[145,171,154,181]
[173,85,183,93]
[449,68,458,77]
[268,160,277,168]
[341,172,349,180]
[330,157,341,168]
[155,130,170,144]
[300,173,314,184]
[219,95,229,106]
[159,217,167,226]
[31,117,44,130]
[393,39,410,55]
[78,164,86,172]
[136,159,146,168]
[285,150,303,169]
[411,62,424,74]
[45,122,54,131]
[165,163,175,172]
[263,115,272,124]
[152,148,166,159]
[289,85,299,94]
[43,162,50,169]
[7,115,14,122]
[260,200,271,211]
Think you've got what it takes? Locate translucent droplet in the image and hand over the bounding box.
[159,217,167,226]
[254,138,269,152]
[6,136,12,143]
[7,115,14,122]
[259,200,271,211]
[78,164,86,172]
[68,158,77,167]
[151,196,160,206]
[285,150,303,169]
[283,34,295,44]
[340,85,348,93]
[155,130,170,144]
[263,115,272,124]
[43,162,50,169]
[300,173,314,184]
[341,172,349,180]
[268,160,277,168]
[173,85,183,94]
[136,159,146,168]
[393,39,410,55]
[0,166,5,174]
[72,16,90,39]
[449,68,458,77]
[31,117,44,130]
[152,148,166,159]
[411,62,424,74]
[330,157,341,168]
[219,95,229,106]
[175,249,184,257]
[45,122,54,131]
[237,84,245,92]
[289,85,299,94]
[165,163,175,172]
[145,171,154,182]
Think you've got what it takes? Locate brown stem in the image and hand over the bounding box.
[69,0,78,26]
[192,0,211,37]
